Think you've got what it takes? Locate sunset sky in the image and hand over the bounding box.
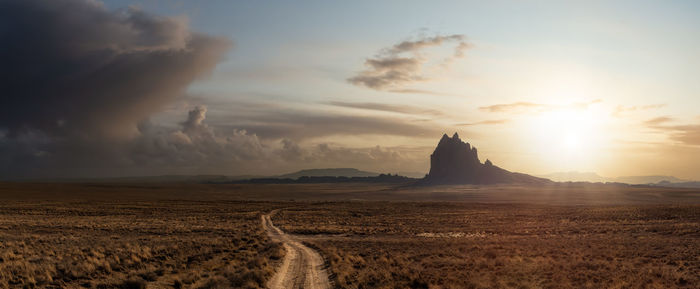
[2,0,700,179]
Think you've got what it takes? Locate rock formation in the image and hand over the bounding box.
[421,133,551,185]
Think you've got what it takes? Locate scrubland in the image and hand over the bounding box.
[1,182,699,289]
[276,202,700,289]
[0,200,283,289]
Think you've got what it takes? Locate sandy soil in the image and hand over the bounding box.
[263,212,331,289]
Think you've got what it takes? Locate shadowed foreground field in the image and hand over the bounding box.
[0,200,285,289]
[0,182,699,288]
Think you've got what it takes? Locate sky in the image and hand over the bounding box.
[1,0,700,179]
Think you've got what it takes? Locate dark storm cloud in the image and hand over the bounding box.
[0,0,230,139]
[348,34,470,91]
[0,0,436,179]
[0,0,231,178]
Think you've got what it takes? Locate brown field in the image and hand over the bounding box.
[275,202,700,289]
[0,182,699,288]
[0,195,286,288]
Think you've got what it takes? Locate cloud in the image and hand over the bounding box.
[669,125,700,146]
[131,106,268,167]
[277,141,428,173]
[480,99,602,113]
[0,0,230,139]
[644,116,674,126]
[613,104,666,117]
[456,119,510,126]
[388,34,467,54]
[130,107,430,177]
[386,88,451,95]
[643,116,700,146]
[0,0,232,178]
[0,1,438,179]
[479,102,546,113]
[347,34,470,91]
[328,101,444,116]
[212,111,443,141]
[0,101,437,178]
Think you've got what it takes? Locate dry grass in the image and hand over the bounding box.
[0,200,284,289]
[1,182,699,288]
[276,202,700,289]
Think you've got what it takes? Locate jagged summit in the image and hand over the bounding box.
[422,133,550,185]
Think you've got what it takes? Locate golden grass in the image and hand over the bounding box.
[276,202,700,289]
[0,200,284,289]
[1,182,699,288]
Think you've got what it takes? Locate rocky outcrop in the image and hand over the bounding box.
[422,133,551,185]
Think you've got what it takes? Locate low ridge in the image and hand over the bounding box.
[277,168,379,179]
[421,133,551,185]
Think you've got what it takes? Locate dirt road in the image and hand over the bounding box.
[262,212,331,289]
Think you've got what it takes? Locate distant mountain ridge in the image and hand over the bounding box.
[13,169,393,183]
[277,168,380,179]
[653,181,700,189]
[19,175,260,183]
[421,133,551,185]
[539,171,688,184]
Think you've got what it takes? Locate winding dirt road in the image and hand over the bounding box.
[262,212,331,289]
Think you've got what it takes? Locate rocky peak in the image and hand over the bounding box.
[422,132,551,185]
[426,132,482,183]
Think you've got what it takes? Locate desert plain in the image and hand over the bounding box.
[0,182,698,289]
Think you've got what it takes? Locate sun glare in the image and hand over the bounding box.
[527,101,608,170]
[562,132,580,152]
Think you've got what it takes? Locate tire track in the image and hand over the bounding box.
[263,211,331,289]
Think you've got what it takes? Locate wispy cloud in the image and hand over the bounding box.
[328,101,444,116]
[348,34,470,92]
[644,116,674,126]
[670,125,700,146]
[387,88,451,96]
[643,116,700,146]
[613,104,666,117]
[212,110,442,141]
[455,119,510,126]
[480,99,602,113]
[479,102,545,113]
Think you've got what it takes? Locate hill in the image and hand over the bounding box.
[12,174,259,184]
[540,171,688,184]
[420,133,551,185]
[277,168,380,179]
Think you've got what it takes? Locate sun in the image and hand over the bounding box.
[527,103,608,170]
[539,110,594,152]
[562,132,581,152]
